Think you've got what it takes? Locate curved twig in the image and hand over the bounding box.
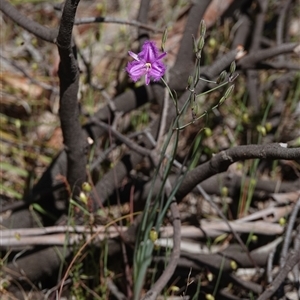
[280,197,300,266]
[176,143,300,200]
[238,43,299,69]
[0,0,57,43]
[257,250,300,300]
[74,16,163,33]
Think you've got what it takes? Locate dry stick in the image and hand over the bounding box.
[253,61,300,70]
[167,153,259,267]
[280,197,300,267]
[89,130,145,171]
[1,219,285,247]
[136,0,151,44]
[249,0,269,52]
[276,0,293,46]
[0,0,57,43]
[257,250,300,300]
[0,54,58,92]
[293,225,300,298]
[90,119,152,157]
[246,0,269,113]
[176,143,300,201]
[267,248,276,283]
[196,185,258,269]
[74,16,163,33]
[276,0,293,65]
[231,13,252,49]
[106,278,127,300]
[280,198,300,262]
[237,42,299,69]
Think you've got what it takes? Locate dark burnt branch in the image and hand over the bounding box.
[231,13,251,49]
[4,0,212,210]
[86,85,154,141]
[0,0,57,43]
[173,0,211,71]
[56,0,87,198]
[136,0,151,43]
[90,119,151,157]
[276,0,293,46]
[238,42,298,69]
[5,246,71,290]
[249,0,268,52]
[176,143,300,201]
[171,0,211,88]
[248,61,300,70]
[133,172,299,207]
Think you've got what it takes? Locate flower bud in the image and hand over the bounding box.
[230,61,236,74]
[161,28,168,52]
[217,70,227,84]
[207,272,213,282]
[187,75,194,90]
[82,182,92,193]
[209,37,216,48]
[265,122,272,132]
[219,96,226,105]
[251,235,258,242]
[236,163,243,170]
[256,125,266,136]
[230,260,237,270]
[200,20,206,37]
[79,192,88,204]
[279,217,286,226]
[149,228,158,243]
[204,127,212,137]
[192,35,198,53]
[221,186,228,197]
[224,84,235,98]
[242,113,249,124]
[170,286,180,292]
[198,36,205,51]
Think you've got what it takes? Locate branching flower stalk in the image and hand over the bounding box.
[166,21,239,130]
[129,25,240,299]
[128,38,183,299]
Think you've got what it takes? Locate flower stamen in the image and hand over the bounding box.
[145,62,151,70]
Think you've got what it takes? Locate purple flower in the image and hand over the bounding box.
[126,41,167,85]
